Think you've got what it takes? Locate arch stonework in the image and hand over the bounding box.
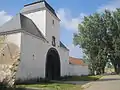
[45,48,61,80]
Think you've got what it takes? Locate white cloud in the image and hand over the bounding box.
[97,0,120,12]
[57,0,120,58]
[0,11,12,26]
[57,8,86,31]
[68,44,84,58]
[57,8,85,58]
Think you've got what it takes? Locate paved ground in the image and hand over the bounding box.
[84,75,120,90]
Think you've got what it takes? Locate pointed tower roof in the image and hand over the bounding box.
[0,13,47,41]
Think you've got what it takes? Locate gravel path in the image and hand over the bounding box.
[84,75,120,90]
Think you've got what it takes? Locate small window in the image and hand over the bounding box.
[2,53,4,56]
[69,62,72,64]
[52,36,56,46]
[52,20,54,25]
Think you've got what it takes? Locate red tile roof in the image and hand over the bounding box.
[69,57,87,66]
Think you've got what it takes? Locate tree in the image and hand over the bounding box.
[73,9,120,74]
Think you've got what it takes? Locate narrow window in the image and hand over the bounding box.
[52,36,56,46]
[52,20,54,25]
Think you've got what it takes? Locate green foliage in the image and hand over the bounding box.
[0,82,28,90]
[73,8,120,74]
[61,75,102,81]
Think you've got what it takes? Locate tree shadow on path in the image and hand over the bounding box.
[98,78,120,82]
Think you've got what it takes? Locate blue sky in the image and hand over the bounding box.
[0,0,119,58]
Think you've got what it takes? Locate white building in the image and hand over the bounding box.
[0,0,69,84]
[68,57,89,76]
[0,0,89,85]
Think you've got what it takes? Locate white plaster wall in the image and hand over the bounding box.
[24,9,60,47]
[68,65,89,76]
[59,47,69,76]
[46,10,60,47]
[16,32,47,80]
[16,32,69,80]
[6,33,21,48]
[0,33,21,84]
[0,33,21,65]
[22,9,66,77]
[24,10,46,36]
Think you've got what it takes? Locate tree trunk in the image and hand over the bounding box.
[114,64,118,74]
[117,65,120,74]
[102,67,105,74]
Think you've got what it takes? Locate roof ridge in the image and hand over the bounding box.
[69,56,83,60]
[21,0,59,19]
[60,41,69,51]
[24,0,45,7]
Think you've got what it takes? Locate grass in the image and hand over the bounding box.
[16,75,102,90]
[0,82,26,90]
[17,83,83,90]
[0,75,102,90]
[65,75,102,81]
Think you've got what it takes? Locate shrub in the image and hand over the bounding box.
[15,77,50,85]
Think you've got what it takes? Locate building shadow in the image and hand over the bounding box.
[98,78,120,82]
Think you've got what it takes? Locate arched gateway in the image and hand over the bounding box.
[45,48,61,80]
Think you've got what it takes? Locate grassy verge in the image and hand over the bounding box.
[62,75,102,81]
[17,83,83,90]
[16,75,102,90]
[0,75,102,90]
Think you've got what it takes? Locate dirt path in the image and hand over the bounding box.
[84,75,120,90]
